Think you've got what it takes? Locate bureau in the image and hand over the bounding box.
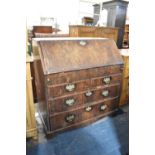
[33,38,124,136]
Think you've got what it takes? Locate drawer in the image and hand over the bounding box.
[46,65,123,85]
[47,73,122,98]
[48,84,120,114]
[49,97,118,131]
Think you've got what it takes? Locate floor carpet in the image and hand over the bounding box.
[27,108,129,155]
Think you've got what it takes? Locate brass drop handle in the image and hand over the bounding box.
[85,106,92,112]
[65,114,76,123]
[101,90,109,97]
[65,98,75,106]
[103,77,111,84]
[85,90,93,97]
[100,105,107,111]
[65,84,75,92]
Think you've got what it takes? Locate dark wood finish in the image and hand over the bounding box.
[69,25,118,43]
[47,75,121,98]
[47,66,122,85]
[49,97,118,130]
[102,0,129,48]
[33,38,124,136]
[38,38,122,75]
[32,26,53,36]
[30,62,38,103]
[82,17,93,25]
[33,59,50,130]
[49,84,120,114]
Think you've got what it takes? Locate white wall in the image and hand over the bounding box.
[27,0,129,32]
[27,0,80,33]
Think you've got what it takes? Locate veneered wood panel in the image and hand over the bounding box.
[38,38,123,74]
[47,75,121,98]
[50,97,118,130]
[33,38,124,135]
[47,65,123,85]
[48,84,120,114]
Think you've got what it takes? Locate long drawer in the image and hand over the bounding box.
[49,97,118,131]
[48,84,120,114]
[46,65,123,85]
[47,73,122,98]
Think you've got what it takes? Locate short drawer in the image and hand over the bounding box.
[46,65,123,85]
[49,97,118,131]
[48,84,120,114]
[47,73,122,98]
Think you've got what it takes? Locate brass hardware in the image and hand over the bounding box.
[85,106,92,112]
[65,84,75,92]
[103,77,111,84]
[85,90,93,97]
[47,81,52,84]
[65,114,75,123]
[79,40,87,46]
[100,105,107,111]
[47,78,52,84]
[65,98,75,106]
[101,90,109,97]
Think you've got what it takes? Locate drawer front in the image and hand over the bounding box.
[49,84,120,114]
[83,84,120,103]
[47,73,122,98]
[49,98,118,131]
[46,65,123,85]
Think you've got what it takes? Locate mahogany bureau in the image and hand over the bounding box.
[33,38,124,136]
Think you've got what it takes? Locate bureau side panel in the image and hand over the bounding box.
[33,58,50,131]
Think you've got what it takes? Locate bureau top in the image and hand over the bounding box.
[37,38,124,75]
